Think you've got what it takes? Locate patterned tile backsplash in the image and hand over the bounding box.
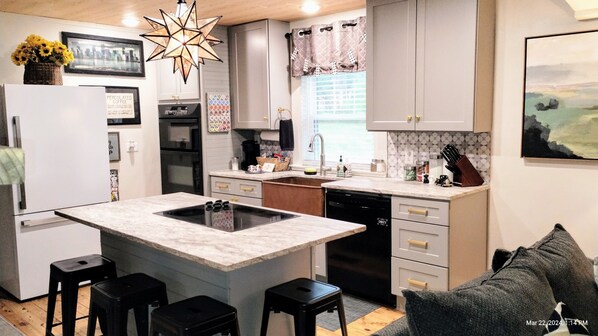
[387,131,491,181]
[260,131,491,182]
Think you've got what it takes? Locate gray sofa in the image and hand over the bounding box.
[374,224,598,336]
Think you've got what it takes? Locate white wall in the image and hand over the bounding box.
[0,12,161,200]
[490,0,598,258]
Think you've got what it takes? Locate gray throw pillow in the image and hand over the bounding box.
[403,247,556,336]
[529,224,598,335]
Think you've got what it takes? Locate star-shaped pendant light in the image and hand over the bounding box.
[141,0,223,83]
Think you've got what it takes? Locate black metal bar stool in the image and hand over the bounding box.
[45,254,117,336]
[150,295,240,336]
[87,273,168,336]
[260,277,348,336]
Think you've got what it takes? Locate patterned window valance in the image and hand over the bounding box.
[290,16,366,77]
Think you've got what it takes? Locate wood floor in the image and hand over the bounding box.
[0,285,404,335]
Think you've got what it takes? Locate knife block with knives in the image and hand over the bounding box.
[441,145,484,187]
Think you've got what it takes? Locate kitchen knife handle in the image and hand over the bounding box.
[12,116,26,210]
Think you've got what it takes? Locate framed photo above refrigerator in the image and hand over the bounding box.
[61,32,145,77]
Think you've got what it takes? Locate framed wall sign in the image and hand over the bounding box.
[108,132,120,161]
[522,30,598,160]
[61,32,145,77]
[105,86,141,125]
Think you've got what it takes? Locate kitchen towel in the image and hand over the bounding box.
[0,146,24,185]
[279,119,294,151]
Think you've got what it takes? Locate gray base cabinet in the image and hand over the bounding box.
[210,176,262,206]
[391,191,488,310]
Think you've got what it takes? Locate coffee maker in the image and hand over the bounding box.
[241,140,260,170]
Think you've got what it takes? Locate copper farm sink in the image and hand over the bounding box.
[262,177,335,216]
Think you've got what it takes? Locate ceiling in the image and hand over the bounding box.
[0,0,365,28]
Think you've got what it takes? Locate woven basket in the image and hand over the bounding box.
[256,157,291,171]
[23,63,63,85]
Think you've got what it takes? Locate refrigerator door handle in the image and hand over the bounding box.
[21,216,70,228]
[12,116,27,210]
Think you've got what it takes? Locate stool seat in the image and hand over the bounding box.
[150,295,240,336]
[260,278,348,336]
[45,254,116,336]
[87,273,168,336]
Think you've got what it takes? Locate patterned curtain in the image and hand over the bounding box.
[290,16,366,77]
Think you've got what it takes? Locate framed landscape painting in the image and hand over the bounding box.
[522,30,598,160]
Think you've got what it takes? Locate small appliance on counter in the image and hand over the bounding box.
[241,140,260,171]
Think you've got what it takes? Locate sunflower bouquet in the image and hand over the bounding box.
[11,34,75,66]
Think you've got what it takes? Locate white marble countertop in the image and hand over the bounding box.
[210,170,489,201]
[55,193,365,272]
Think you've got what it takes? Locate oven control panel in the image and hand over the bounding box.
[158,103,200,118]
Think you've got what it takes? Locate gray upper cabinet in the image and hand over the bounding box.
[229,19,291,130]
[366,0,495,132]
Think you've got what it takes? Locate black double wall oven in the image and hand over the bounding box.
[158,103,203,195]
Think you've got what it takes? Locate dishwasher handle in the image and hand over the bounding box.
[327,200,388,212]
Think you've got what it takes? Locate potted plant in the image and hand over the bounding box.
[11,34,75,85]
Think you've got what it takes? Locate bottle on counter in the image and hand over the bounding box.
[231,157,239,171]
[337,155,345,177]
[429,153,443,180]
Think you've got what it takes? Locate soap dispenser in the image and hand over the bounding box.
[336,155,345,177]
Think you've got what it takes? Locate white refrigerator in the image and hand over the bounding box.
[0,84,109,300]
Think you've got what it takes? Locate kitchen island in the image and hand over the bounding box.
[55,192,365,335]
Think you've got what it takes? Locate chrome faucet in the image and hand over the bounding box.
[307,133,329,176]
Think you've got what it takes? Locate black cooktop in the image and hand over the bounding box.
[155,200,297,232]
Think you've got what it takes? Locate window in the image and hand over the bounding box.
[302,71,373,167]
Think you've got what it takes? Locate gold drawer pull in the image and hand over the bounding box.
[230,197,239,202]
[408,239,429,249]
[215,183,230,189]
[407,208,428,216]
[408,278,428,289]
[240,186,255,192]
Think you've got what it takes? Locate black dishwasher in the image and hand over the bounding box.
[325,190,396,307]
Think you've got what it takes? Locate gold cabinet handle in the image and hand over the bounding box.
[407,239,429,249]
[415,115,421,122]
[408,278,428,289]
[240,186,255,192]
[407,115,413,122]
[263,116,268,120]
[230,197,239,202]
[215,183,230,189]
[407,208,428,216]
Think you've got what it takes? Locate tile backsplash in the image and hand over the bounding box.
[387,131,491,182]
[260,131,491,182]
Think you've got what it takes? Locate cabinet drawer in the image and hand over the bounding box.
[392,197,448,226]
[235,180,262,198]
[211,192,262,206]
[391,257,448,296]
[210,177,262,198]
[392,219,448,267]
[211,177,235,194]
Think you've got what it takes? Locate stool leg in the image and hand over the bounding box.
[86,303,98,336]
[60,279,79,336]
[294,310,309,336]
[259,298,271,336]
[112,306,129,336]
[133,304,149,336]
[229,318,241,336]
[45,275,59,336]
[336,299,348,336]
